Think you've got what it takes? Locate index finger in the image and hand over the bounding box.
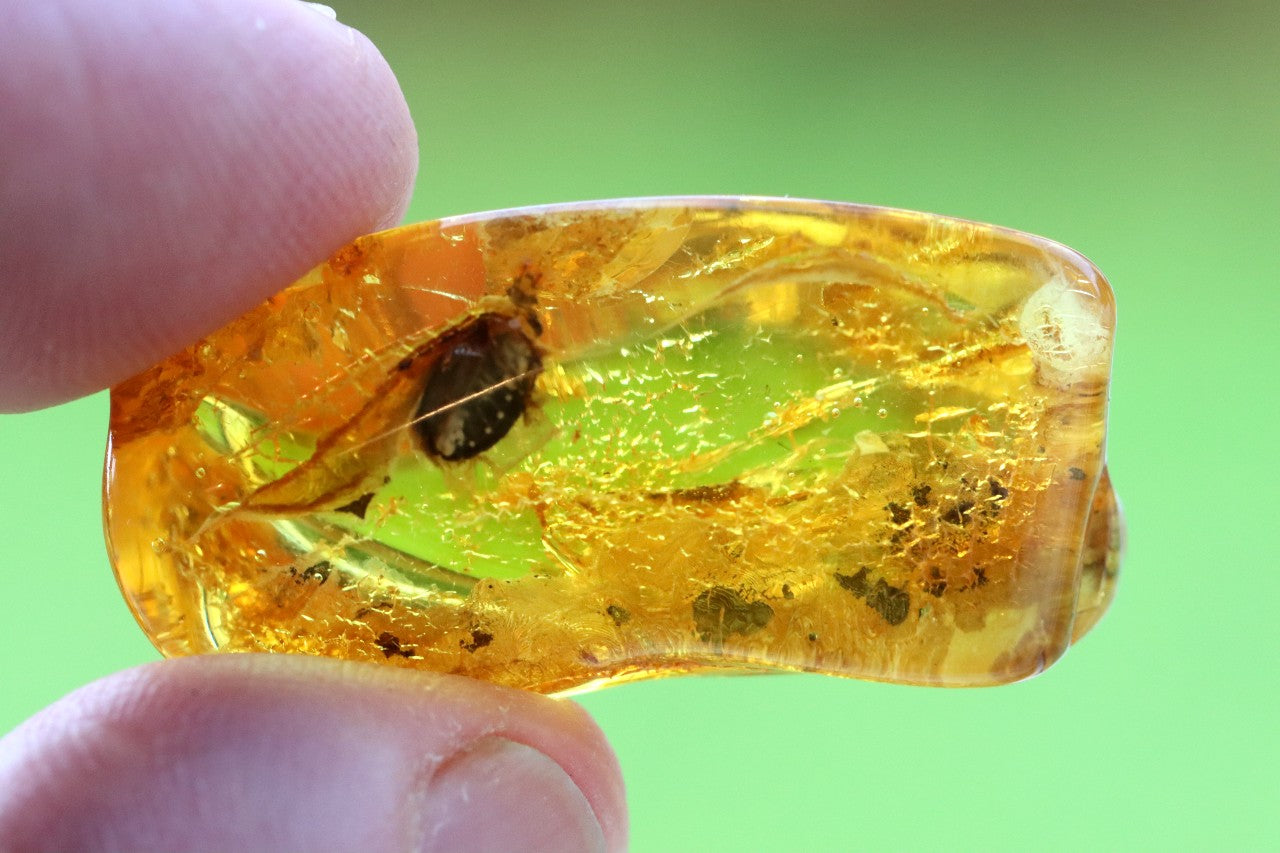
[0,0,418,412]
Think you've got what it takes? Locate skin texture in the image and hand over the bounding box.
[0,0,416,412]
[0,658,622,852]
[0,1,628,850]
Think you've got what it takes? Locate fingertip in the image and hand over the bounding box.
[0,656,627,853]
[0,0,419,412]
[417,738,609,853]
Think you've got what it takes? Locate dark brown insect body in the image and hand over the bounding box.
[412,313,541,461]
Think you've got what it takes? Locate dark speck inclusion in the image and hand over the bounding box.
[692,587,774,645]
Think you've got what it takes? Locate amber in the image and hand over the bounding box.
[104,197,1121,694]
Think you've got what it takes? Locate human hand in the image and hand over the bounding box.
[0,2,626,850]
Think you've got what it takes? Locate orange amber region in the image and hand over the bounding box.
[105,198,1121,694]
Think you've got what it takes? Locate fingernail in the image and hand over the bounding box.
[416,738,607,853]
[299,2,338,21]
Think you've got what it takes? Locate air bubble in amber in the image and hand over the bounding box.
[104,197,1122,694]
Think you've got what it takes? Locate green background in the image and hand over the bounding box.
[2,2,1276,849]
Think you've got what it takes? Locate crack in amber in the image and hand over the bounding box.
[104,197,1121,694]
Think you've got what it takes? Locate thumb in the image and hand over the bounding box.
[0,656,626,852]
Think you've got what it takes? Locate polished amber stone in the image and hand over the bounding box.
[104,198,1121,693]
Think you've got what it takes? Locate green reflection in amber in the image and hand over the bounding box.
[330,303,918,582]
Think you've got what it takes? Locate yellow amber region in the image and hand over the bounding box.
[105,197,1121,694]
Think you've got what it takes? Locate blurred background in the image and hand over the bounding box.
[2,1,1277,849]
